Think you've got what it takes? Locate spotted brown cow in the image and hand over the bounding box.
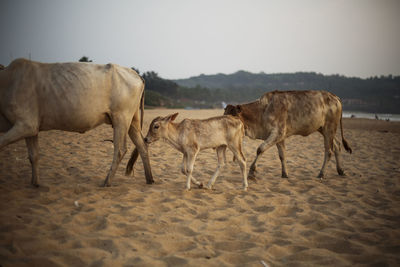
[224,90,352,179]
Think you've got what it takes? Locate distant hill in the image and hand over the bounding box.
[174,71,400,113]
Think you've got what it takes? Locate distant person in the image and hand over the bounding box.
[375,114,379,120]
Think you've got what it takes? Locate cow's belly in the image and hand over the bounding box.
[289,118,324,137]
[39,110,111,133]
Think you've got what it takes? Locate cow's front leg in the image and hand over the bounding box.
[333,138,345,176]
[318,133,334,179]
[104,118,128,187]
[249,130,279,179]
[25,135,40,187]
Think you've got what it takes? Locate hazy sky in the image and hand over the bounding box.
[1,0,399,79]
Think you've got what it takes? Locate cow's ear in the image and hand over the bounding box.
[236,105,242,114]
[168,113,179,121]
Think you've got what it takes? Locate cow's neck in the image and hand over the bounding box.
[240,101,264,139]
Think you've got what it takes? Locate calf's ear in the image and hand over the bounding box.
[166,113,179,122]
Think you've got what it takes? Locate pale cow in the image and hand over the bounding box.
[126,113,248,190]
[224,90,352,179]
[0,58,154,187]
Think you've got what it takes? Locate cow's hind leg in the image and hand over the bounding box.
[333,138,345,176]
[125,148,139,176]
[128,126,154,185]
[249,129,279,179]
[276,141,288,178]
[318,132,334,179]
[206,146,226,190]
[25,135,40,187]
[103,117,128,187]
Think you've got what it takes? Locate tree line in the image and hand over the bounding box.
[78,57,400,113]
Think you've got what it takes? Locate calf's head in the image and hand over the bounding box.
[144,113,179,144]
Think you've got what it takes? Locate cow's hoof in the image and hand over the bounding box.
[146,179,155,184]
[281,173,289,178]
[337,169,345,176]
[31,183,40,188]
[317,172,324,179]
[198,182,204,189]
[248,171,256,179]
[248,176,257,182]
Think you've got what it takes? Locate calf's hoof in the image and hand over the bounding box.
[281,173,289,178]
[317,172,324,180]
[31,183,40,188]
[198,182,204,189]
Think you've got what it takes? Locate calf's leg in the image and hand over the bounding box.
[276,140,288,178]
[229,142,248,191]
[181,153,187,175]
[25,135,40,187]
[182,152,203,187]
[206,146,226,189]
[185,149,199,190]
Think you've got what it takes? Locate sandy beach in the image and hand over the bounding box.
[1,109,399,266]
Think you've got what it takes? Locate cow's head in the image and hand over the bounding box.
[144,113,179,144]
[224,103,259,139]
[224,104,242,116]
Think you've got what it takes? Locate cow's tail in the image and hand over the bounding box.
[140,81,145,129]
[340,107,352,154]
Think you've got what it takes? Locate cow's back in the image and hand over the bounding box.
[0,59,143,132]
[260,90,342,136]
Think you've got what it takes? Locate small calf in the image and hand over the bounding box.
[126,113,248,191]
